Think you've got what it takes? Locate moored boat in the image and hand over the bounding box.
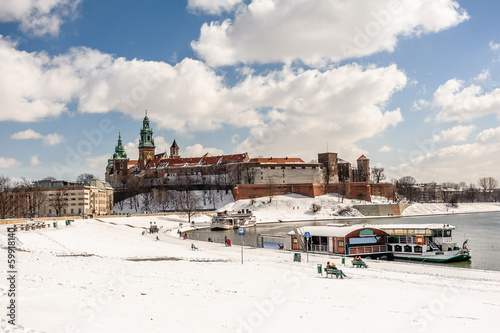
[211,210,256,230]
[376,223,471,263]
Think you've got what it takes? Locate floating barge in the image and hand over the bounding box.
[286,223,470,263]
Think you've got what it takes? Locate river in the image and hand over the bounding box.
[187,212,500,272]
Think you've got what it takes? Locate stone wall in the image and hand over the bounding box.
[352,203,412,216]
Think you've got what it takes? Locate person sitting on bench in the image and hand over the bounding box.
[330,262,347,278]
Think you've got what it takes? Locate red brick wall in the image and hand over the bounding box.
[371,183,396,201]
[234,182,377,202]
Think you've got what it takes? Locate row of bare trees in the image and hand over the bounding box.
[0,176,49,219]
[393,175,500,203]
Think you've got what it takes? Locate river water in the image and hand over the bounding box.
[188,212,500,272]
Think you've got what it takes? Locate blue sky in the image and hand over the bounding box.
[1,0,500,184]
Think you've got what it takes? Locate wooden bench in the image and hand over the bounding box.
[352,260,368,268]
[325,268,341,279]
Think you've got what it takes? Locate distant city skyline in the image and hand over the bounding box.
[1,0,500,184]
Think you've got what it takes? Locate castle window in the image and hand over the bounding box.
[120,163,123,168]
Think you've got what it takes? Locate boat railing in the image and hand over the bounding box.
[313,245,328,252]
[350,245,387,255]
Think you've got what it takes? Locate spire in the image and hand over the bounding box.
[113,132,128,159]
[170,139,180,159]
[139,110,155,148]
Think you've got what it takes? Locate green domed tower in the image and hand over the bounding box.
[109,132,129,184]
[138,110,156,170]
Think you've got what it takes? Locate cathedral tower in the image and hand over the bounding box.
[112,132,129,183]
[138,110,155,170]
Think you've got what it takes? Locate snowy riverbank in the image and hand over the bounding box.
[1,211,500,332]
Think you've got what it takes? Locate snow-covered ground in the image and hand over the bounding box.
[1,203,500,332]
[402,202,500,216]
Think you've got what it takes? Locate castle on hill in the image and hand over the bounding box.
[105,112,394,202]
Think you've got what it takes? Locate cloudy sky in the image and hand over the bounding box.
[1,0,500,184]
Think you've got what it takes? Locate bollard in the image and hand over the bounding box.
[342,257,345,266]
[317,264,323,275]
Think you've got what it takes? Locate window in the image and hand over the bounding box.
[338,240,344,247]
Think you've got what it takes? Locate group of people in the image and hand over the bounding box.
[224,235,232,247]
[353,256,363,262]
[326,261,347,278]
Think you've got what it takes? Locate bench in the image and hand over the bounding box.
[352,260,368,268]
[191,243,199,251]
[325,268,341,279]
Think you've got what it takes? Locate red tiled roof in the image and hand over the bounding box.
[145,153,249,170]
[249,157,304,164]
[357,155,369,160]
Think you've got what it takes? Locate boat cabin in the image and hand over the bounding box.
[376,224,459,254]
[286,225,388,256]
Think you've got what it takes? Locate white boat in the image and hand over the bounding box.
[376,223,471,263]
[211,210,256,231]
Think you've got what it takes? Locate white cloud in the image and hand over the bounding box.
[390,126,500,183]
[433,125,476,142]
[379,145,392,152]
[183,144,224,157]
[425,78,500,122]
[0,157,21,168]
[124,139,139,161]
[187,0,242,15]
[192,0,468,67]
[489,41,500,51]
[234,64,406,161]
[0,36,407,162]
[85,154,109,172]
[42,133,65,146]
[473,69,490,82]
[11,129,43,140]
[0,0,81,37]
[11,129,64,146]
[30,154,40,166]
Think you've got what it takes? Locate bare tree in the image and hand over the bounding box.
[464,184,478,203]
[175,191,201,224]
[371,167,386,183]
[394,176,417,202]
[77,173,99,185]
[207,189,219,210]
[266,179,277,203]
[51,188,68,217]
[141,187,154,213]
[153,187,174,212]
[0,176,15,219]
[242,163,256,184]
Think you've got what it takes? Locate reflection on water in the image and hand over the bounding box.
[188,212,500,272]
